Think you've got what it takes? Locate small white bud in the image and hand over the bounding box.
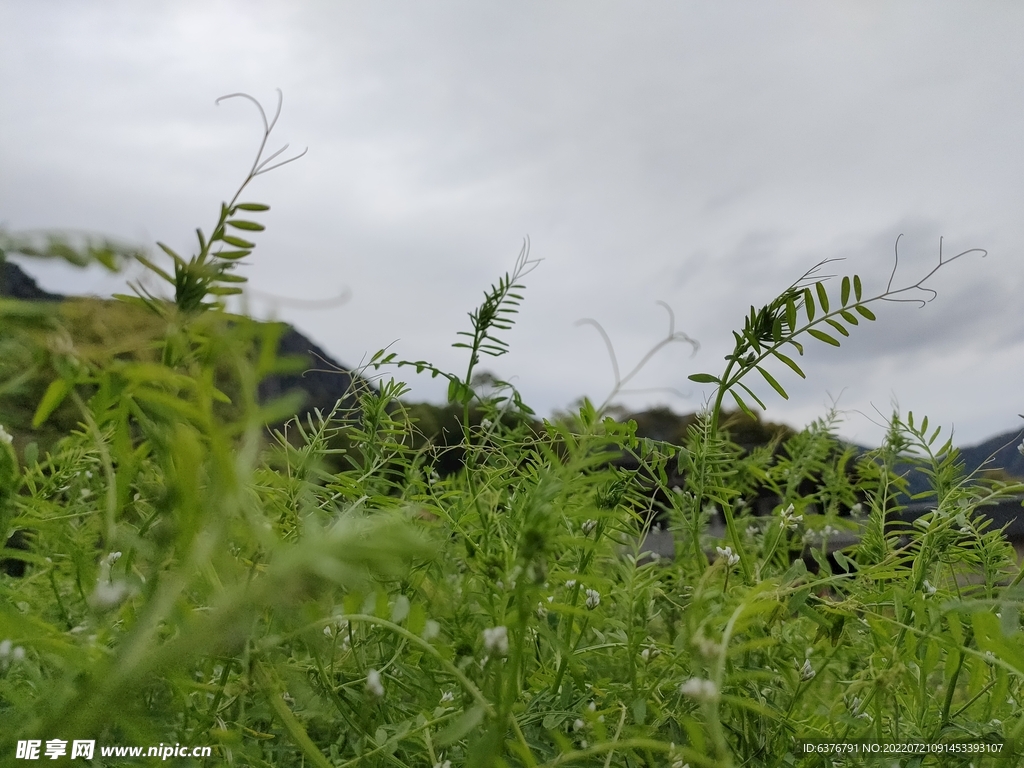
[482,626,509,656]
[800,659,815,680]
[422,620,440,641]
[366,668,385,698]
[679,677,719,702]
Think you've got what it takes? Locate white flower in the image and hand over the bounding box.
[584,588,600,610]
[323,625,333,637]
[433,761,452,768]
[565,579,577,589]
[923,580,937,595]
[1018,440,1024,457]
[440,690,455,704]
[366,668,385,698]
[536,602,548,619]
[779,504,803,530]
[693,635,721,659]
[482,626,509,656]
[850,503,864,516]
[641,646,659,663]
[422,620,440,641]
[581,519,597,536]
[800,659,815,681]
[679,677,719,702]
[0,425,13,445]
[715,546,740,567]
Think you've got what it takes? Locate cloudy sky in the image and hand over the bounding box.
[2,2,1022,448]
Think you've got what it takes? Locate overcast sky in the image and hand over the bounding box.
[2,2,1022,448]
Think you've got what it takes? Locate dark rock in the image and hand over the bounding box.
[258,325,369,421]
[0,261,63,301]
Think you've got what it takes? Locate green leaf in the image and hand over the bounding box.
[839,309,859,325]
[631,698,647,725]
[854,305,876,321]
[688,373,720,384]
[234,202,270,212]
[771,350,805,379]
[771,316,783,343]
[32,378,71,428]
[435,704,486,746]
[807,328,840,347]
[226,219,265,232]
[853,274,863,301]
[136,255,174,284]
[221,235,255,249]
[972,611,1024,674]
[803,287,815,322]
[156,242,186,266]
[815,281,829,314]
[824,318,849,337]
[755,366,789,400]
[447,379,473,405]
[947,612,963,645]
[730,389,757,420]
[785,296,797,331]
[737,381,767,410]
[841,276,851,306]
[216,250,251,260]
[833,549,853,573]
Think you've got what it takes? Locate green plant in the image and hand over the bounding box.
[2,94,1022,768]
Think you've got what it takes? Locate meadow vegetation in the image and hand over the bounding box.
[1,94,1023,767]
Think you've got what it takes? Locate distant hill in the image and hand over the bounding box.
[0,260,62,301]
[3,261,1023,485]
[0,261,365,427]
[959,427,1024,480]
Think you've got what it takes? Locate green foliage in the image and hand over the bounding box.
[2,95,1022,767]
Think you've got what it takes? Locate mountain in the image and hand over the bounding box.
[3,261,1023,482]
[958,427,1024,480]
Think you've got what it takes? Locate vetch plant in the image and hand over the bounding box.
[1,90,1022,768]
